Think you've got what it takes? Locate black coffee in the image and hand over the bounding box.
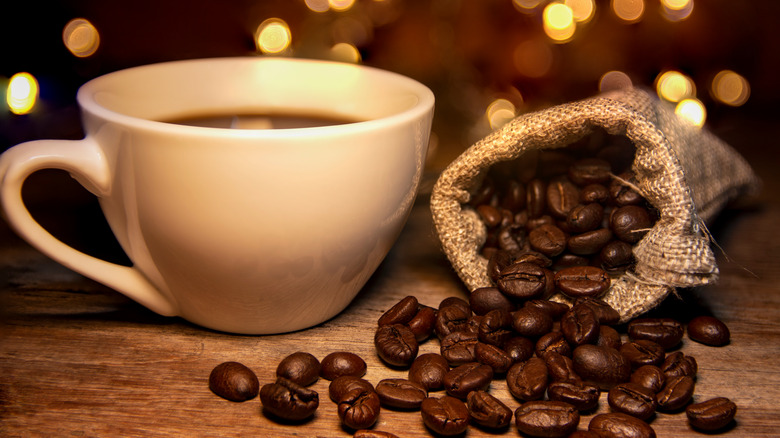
[161,112,360,129]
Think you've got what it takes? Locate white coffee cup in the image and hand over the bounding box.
[0,57,434,334]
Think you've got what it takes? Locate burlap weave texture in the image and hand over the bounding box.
[430,88,759,321]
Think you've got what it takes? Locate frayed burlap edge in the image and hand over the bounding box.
[430,88,760,322]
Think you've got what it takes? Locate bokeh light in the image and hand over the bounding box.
[514,38,554,78]
[330,43,362,63]
[655,70,695,102]
[6,72,39,115]
[304,0,330,13]
[675,98,706,127]
[487,98,517,130]
[612,0,645,23]
[513,0,544,13]
[599,70,633,92]
[661,0,693,21]
[329,0,356,12]
[255,19,292,54]
[565,0,596,23]
[543,2,576,43]
[711,70,750,107]
[62,18,100,58]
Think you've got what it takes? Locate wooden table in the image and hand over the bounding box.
[2,113,779,437]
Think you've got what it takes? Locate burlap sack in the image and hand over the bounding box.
[430,87,760,322]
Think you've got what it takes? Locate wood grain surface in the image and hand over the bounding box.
[2,115,779,437]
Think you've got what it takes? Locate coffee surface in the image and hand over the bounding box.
[161,112,360,129]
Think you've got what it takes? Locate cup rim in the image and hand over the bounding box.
[76,56,435,138]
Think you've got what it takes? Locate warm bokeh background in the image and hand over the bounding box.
[2,0,778,170]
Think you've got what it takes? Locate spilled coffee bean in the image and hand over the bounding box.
[209,361,259,402]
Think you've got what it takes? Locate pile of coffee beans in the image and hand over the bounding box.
[473,133,657,294]
[208,292,736,437]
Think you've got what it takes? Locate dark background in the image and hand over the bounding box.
[2,0,779,166]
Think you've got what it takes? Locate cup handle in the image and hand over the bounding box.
[0,139,178,316]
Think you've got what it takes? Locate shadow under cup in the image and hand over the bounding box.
[7,57,435,334]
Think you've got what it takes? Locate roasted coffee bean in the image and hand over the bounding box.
[408,353,450,391]
[524,299,570,320]
[561,304,600,346]
[378,296,418,327]
[443,362,494,399]
[276,352,320,387]
[630,365,666,393]
[466,390,513,429]
[420,395,470,436]
[506,357,549,401]
[529,224,567,257]
[497,262,551,300]
[407,305,437,342]
[567,228,613,256]
[607,382,657,420]
[572,345,631,390]
[475,342,514,374]
[514,400,580,438]
[580,183,610,204]
[505,336,536,363]
[353,430,399,438]
[375,378,427,410]
[569,431,598,438]
[479,309,515,346]
[465,314,483,334]
[656,375,695,411]
[660,351,698,380]
[526,214,555,231]
[501,179,526,211]
[552,253,591,271]
[515,251,553,268]
[320,351,367,381]
[687,315,731,346]
[338,387,381,430]
[609,173,644,206]
[620,340,665,369]
[512,306,554,338]
[686,397,737,431]
[628,318,684,350]
[568,157,611,186]
[547,178,580,218]
[574,297,621,325]
[435,304,471,339]
[527,179,547,218]
[374,324,419,367]
[497,223,527,253]
[596,325,623,350]
[209,361,259,402]
[566,203,604,233]
[547,381,600,412]
[470,176,495,207]
[599,240,635,272]
[470,286,516,315]
[439,296,471,314]
[610,205,652,243]
[555,266,611,298]
[477,204,503,228]
[260,377,319,421]
[487,250,515,283]
[329,376,375,403]
[440,330,479,366]
[588,412,656,438]
[536,331,571,358]
[544,351,581,383]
